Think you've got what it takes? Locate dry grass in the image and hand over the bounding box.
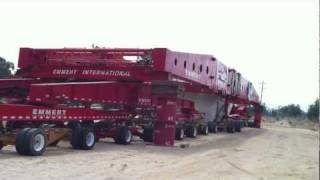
[263,117,319,131]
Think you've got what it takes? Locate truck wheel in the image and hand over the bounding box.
[71,127,96,150]
[186,126,197,138]
[114,126,132,145]
[227,124,235,133]
[208,122,218,133]
[248,121,255,128]
[199,125,209,135]
[235,122,242,132]
[15,128,31,155]
[142,126,154,142]
[80,128,96,150]
[212,124,218,133]
[207,121,214,133]
[23,128,47,156]
[71,127,82,149]
[175,127,184,140]
[0,141,4,150]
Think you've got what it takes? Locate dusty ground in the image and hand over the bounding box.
[0,122,318,180]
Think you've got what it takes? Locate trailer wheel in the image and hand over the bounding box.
[212,124,218,133]
[15,128,31,155]
[199,125,209,135]
[71,127,96,150]
[175,127,184,140]
[80,128,96,150]
[114,126,132,145]
[227,124,235,133]
[21,128,47,156]
[0,141,4,150]
[235,121,242,132]
[247,121,255,128]
[142,126,154,142]
[186,126,197,138]
[71,127,82,149]
[208,122,218,133]
[207,121,214,133]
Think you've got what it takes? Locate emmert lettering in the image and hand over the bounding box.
[52,69,130,77]
[53,69,78,75]
[32,109,67,116]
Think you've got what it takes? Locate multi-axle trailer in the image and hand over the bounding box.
[0,47,261,156]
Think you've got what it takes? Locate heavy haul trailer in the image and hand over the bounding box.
[0,47,261,156]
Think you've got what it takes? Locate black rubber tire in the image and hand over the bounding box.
[15,128,31,155]
[227,124,235,133]
[142,126,154,142]
[207,121,214,133]
[248,121,255,128]
[199,125,209,135]
[175,127,184,140]
[0,141,4,150]
[186,126,197,138]
[212,124,218,133]
[208,122,218,133]
[114,126,132,145]
[79,128,96,150]
[70,127,82,149]
[23,128,47,156]
[71,127,96,150]
[235,121,242,132]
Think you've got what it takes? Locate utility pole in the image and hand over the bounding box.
[259,81,265,104]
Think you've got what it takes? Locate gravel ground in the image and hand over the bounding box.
[0,122,318,180]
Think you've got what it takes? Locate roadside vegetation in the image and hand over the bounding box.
[262,100,319,131]
[0,57,14,77]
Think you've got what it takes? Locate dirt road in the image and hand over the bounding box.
[0,123,318,180]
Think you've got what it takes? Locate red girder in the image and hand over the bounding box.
[27,81,151,106]
[18,48,153,68]
[16,47,260,104]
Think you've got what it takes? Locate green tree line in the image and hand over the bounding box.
[0,56,14,77]
[264,100,319,122]
[307,99,319,121]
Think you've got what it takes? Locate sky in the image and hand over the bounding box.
[0,0,318,111]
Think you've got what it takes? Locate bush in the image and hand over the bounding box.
[0,57,14,77]
[307,99,319,122]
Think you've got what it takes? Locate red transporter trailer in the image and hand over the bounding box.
[0,47,261,156]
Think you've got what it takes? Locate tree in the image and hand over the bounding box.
[270,108,279,117]
[264,104,303,120]
[307,99,319,121]
[276,104,303,118]
[0,57,14,77]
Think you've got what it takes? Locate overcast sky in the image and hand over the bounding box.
[0,0,318,111]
